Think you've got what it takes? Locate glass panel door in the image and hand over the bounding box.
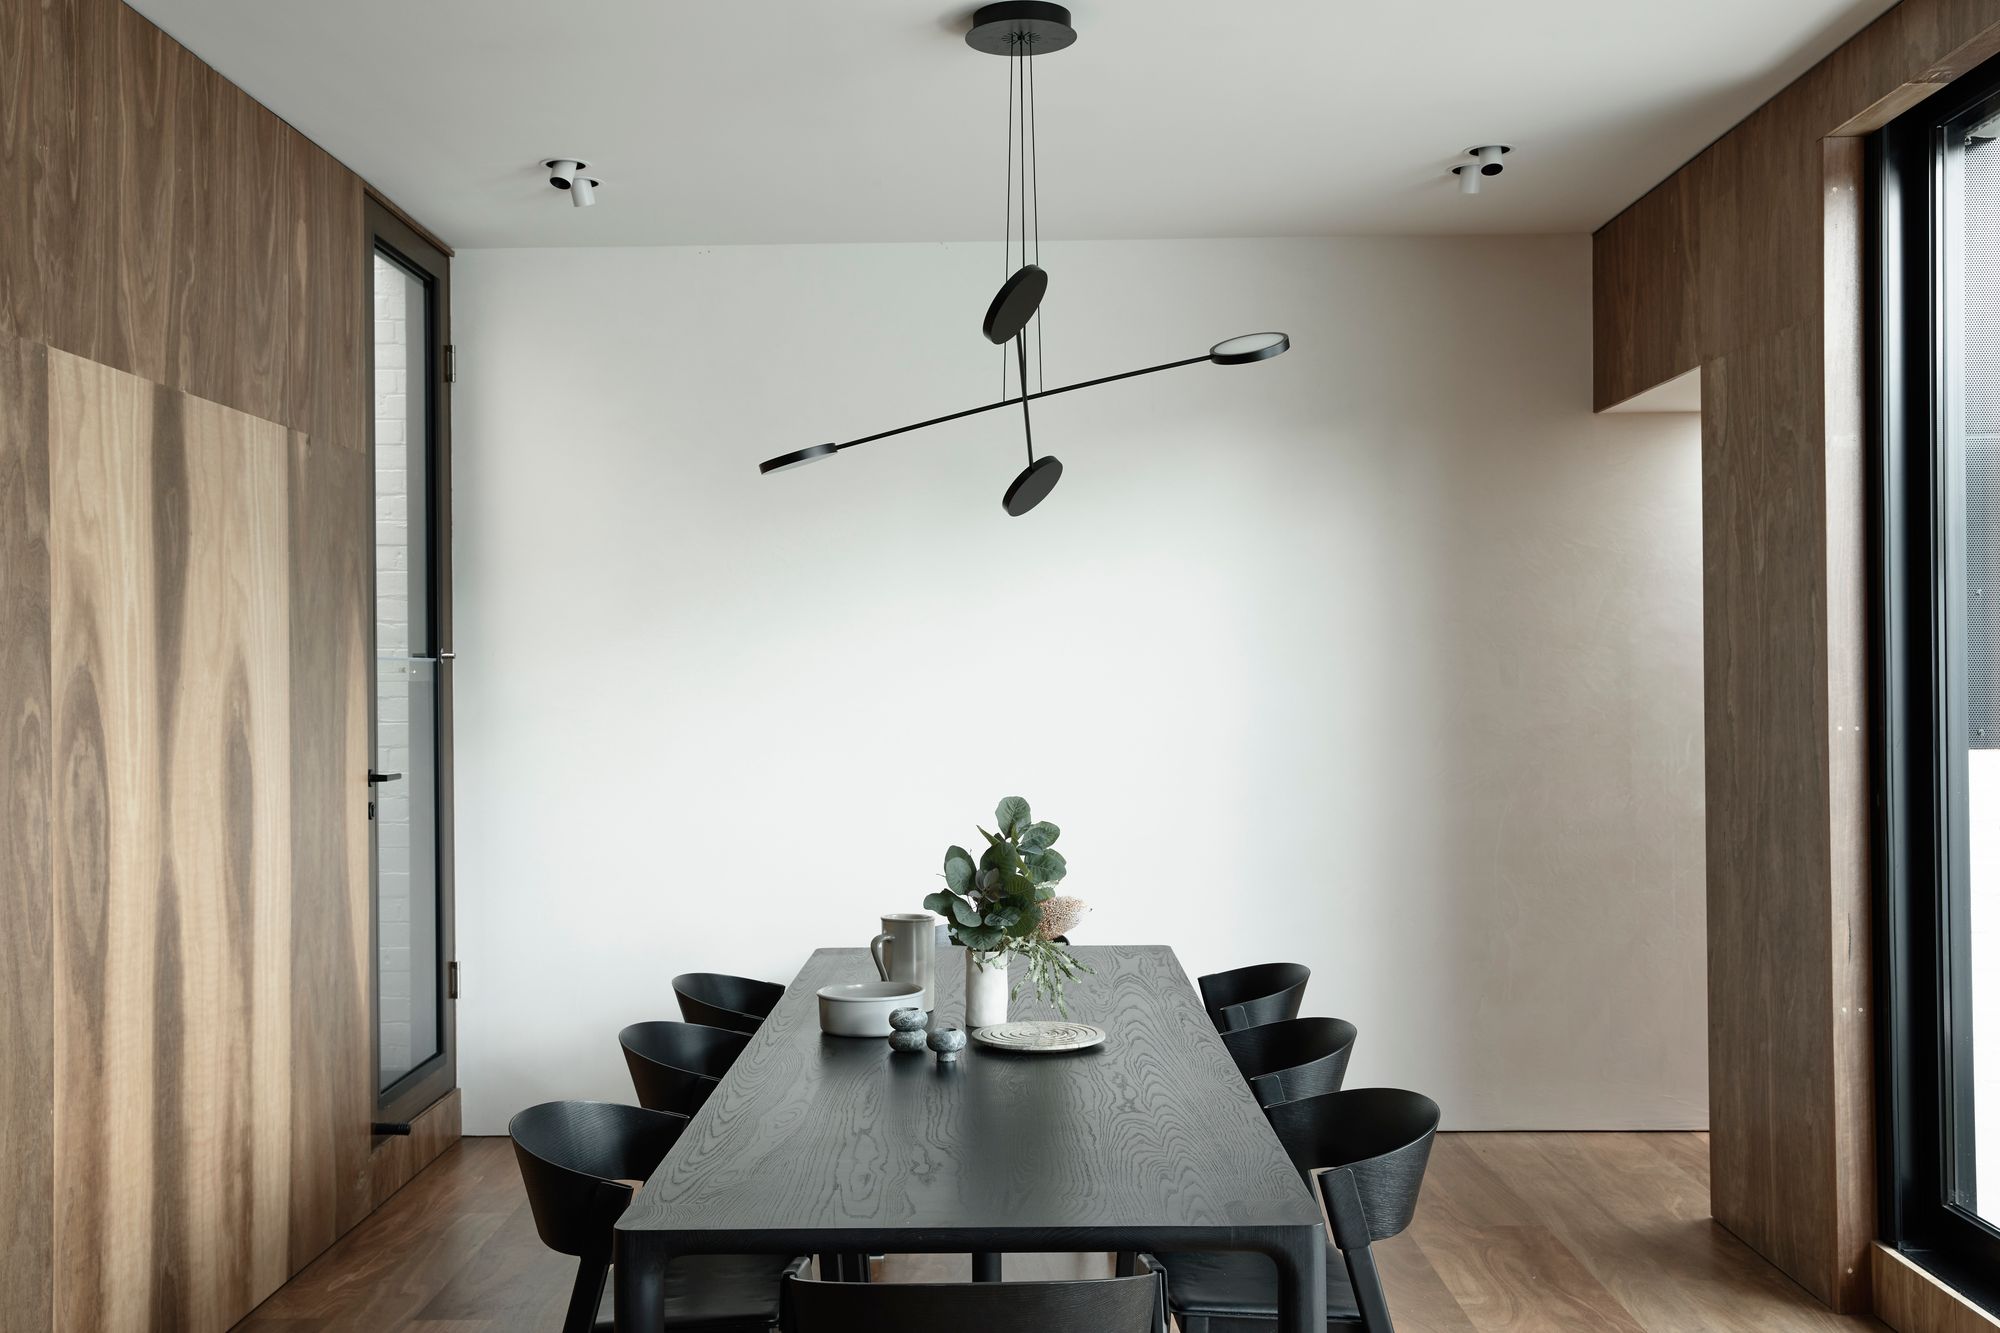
[1943,101,2000,1226]
[369,200,454,1121]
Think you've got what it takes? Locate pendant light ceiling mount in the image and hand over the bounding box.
[965,2,1078,57]
[757,2,1291,516]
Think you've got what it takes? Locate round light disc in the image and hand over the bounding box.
[983,265,1049,345]
[1002,455,1063,516]
[1209,332,1291,365]
[758,443,838,474]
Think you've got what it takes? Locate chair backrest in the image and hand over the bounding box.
[1220,1016,1358,1108]
[1264,1087,1440,1245]
[620,1020,752,1115]
[509,1100,687,1259]
[1196,962,1310,1032]
[780,1256,1165,1333]
[672,972,786,1035]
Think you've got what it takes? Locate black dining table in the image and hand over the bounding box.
[613,944,1328,1331]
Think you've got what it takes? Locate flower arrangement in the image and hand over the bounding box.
[924,796,1089,1015]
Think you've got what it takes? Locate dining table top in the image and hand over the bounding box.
[617,943,1324,1246]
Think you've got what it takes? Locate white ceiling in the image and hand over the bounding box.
[130,0,1899,249]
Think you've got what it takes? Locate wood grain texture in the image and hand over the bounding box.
[1595,0,2000,408]
[2,0,453,1328]
[242,1132,1894,1333]
[0,0,368,457]
[1873,1244,2000,1333]
[1586,0,2000,1311]
[285,423,375,1269]
[46,346,295,1330]
[28,338,443,1333]
[0,330,53,1333]
[1822,135,1877,1318]
[626,947,1322,1244]
[369,1090,465,1214]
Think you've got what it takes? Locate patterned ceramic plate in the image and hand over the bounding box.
[971,1020,1108,1053]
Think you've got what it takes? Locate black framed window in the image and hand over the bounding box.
[367,199,456,1125]
[1876,53,2000,1312]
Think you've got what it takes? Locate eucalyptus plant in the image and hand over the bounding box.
[924,796,1089,1015]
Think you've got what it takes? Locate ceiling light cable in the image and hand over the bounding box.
[758,3,1292,517]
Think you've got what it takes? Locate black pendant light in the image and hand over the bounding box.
[758,2,1291,515]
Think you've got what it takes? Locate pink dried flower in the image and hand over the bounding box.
[1037,895,1087,941]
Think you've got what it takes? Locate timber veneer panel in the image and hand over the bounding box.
[1,0,446,1326]
[285,425,374,1264]
[1874,1244,2000,1333]
[47,347,298,1331]
[1591,0,2000,1312]
[1,0,366,457]
[0,332,53,1332]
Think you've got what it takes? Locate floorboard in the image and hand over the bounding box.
[234,1132,1888,1332]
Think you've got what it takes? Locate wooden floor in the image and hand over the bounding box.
[235,1132,1885,1332]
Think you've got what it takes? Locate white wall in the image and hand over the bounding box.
[450,236,1705,1135]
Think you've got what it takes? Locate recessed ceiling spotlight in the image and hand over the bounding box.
[1451,145,1511,195]
[545,158,599,208]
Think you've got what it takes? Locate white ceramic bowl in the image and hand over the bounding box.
[817,980,924,1037]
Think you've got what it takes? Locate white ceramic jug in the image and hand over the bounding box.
[871,912,937,1012]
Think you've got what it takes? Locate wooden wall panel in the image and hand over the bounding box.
[1699,324,1839,1294]
[367,1089,464,1214]
[46,347,300,1331]
[0,332,54,1333]
[285,423,374,1266]
[1591,0,2000,1313]
[1,0,366,459]
[1874,1244,2000,1332]
[2,0,451,1328]
[1591,169,1697,410]
[48,349,164,1333]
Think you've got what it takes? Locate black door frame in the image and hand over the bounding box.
[365,197,456,1127]
[1873,51,2000,1312]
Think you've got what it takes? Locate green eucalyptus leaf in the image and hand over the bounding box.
[979,840,1010,873]
[949,894,983,927]
[943,847,975,894]
[958,924,1005,951]
[996,797,1032,838]
[923,891,956,917]
[984,903,1023,932]
[976,865,1001,895]
[1016,821,1060,853]
[1023,848,1067,885]
[1034,882,1057,901]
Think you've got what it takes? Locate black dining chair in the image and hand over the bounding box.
[1196,961,1311,1032]
[620,1020,752,1117]
[673,972,786,1035]
[1220,1016,1358,1109]
[509,1099,790,1333]
[1156,1087,1440,1333]
[779,1254,1168,1333]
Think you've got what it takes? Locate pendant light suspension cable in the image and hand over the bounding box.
[1029,40,1044,395]
[1001,41,1015,401]
[759,4,1293,518]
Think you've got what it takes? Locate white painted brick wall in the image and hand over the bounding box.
[374,255,415,1082]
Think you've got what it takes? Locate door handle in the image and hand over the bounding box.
[367,770,403,785]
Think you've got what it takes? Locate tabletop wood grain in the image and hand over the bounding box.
[618,945,1322,1244]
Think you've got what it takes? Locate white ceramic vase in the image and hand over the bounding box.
[965,949,1009,1029]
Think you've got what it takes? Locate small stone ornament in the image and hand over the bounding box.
[927,1025,967,1065]
[888,1007,930,1053]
